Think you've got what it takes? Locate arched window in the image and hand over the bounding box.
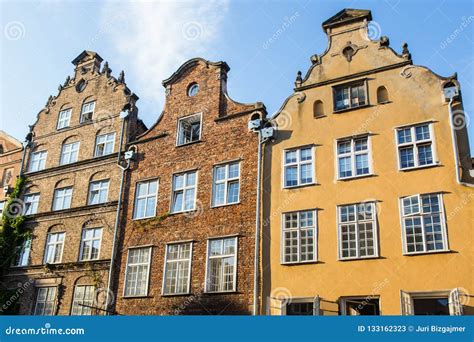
[313,100,324,117]
[377,86,389,104]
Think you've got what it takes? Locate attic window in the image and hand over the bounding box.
[342,46,355,62]
[333,81,367,111]
[177,113,202,146]
[76,79,87,93]
[187,83,199,97]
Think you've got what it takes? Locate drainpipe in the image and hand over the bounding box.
[253,131,263,316]
[447,97,474,188]
[19,132,33,177]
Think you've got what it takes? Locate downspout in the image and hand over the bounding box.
[253,131,263,316]
[447,97,474,188]
[19,132,32,177]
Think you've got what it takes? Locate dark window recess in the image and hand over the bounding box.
[313,100,324,117]
[377,86,389,103]
[334,82,366,111]
[286,302,314,315]
[413,298,450,315]
[344,298,380,315]
[177,114,201,145]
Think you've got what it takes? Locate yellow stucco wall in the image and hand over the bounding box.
[262,13,473,315]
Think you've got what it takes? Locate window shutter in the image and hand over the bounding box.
[449,288,464,316]
[400,290,413,315]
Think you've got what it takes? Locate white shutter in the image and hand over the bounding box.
[400,290,413,315]
[449,288,464,316]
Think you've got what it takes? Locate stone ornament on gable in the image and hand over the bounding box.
[331,41,368,62]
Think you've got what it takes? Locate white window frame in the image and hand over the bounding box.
[281,210,318,264]
[132,179,158,220]
[12,237,31,267]
[176,113,203,146]
[80,101,95,123]
[123,246,152,297]
[205,236,238,293]
[401,290,463,316]
[337,202,379,260]
[282,146,315,188]
[44,232,65,264]
[57,108,72,129]
[170,170,198,213]
[33,286,57,316]
[29,151,47,172]
[162,242,193,295]
[333,80,368,112]
[52,186,73,211]
[211,161,241,207]
[88,179,110,205]
[336,135,372,180]
[399,193,448,255]
[24,193,40,215]
[71,285,95,316]
[340,296,380,316]
[94,132,115,157]
[79,227,103,261]
[60,141,80,165]
[395,123,437,170]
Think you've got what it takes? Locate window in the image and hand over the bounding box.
[0,201,5,215]
[401,290,464,315]
[286,302,314,316]
[133,180,158,219]
[397,123,435,169]
[12,238,31,267]
[124,247,152,297]
[163,242,192,295]
[377,86,389,103]
[60,141,80,165]
[282,210,317,263]
[88,180,109,205]
[177,113,202,146]
[187,83,199,97]
[71,285,95,316]
[80,228,102,261]
[338,202,378,259]
[337,136,371,179]
[52,187,73,211]
[400,193,447,254]
[334,82,366,111]
[212,162,240,206]
[341,297,380,315]
[57,108,72,129]
[171,171,197,213]
[44,232,65,264]
[206,237,237,293]
[80,101,95,122]
[33,287,57,315]
[94,133,115,157]
[283,147,314,188]
[24,193,40,215]
[29,151,47,172]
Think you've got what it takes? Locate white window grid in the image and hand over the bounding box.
[80,101,95,123]
[34,287,57,316]
[94,132,115,157]
[212,162,240,207]
[133,180,158,219]
[283,147,314,188]
[396,124,435,170]
[80,227,103,261]
[44,232,65,264]
[337,136,371,179]
[205,237,237,293]
[162,242,193,295]
[281,210,317,264]
[176,113,202,146]
[171,171,197,213]
[400,193,448,254]
[24,193,40,215]
[88,179,109,205]
[29,151,47,172]
[12,237,31,267]
[124,247,152,297]
[52,187,73,211]
[60,141,80,165]
[338,202,378,260]
[57,108,72,129]
[71,285,95,316]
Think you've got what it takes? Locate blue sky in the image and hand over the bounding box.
[1,0,473,152]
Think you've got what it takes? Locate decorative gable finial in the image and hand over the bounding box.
[310,54,321,65]
[63,76,71,87]
[295,71,302,87]
[118,70,125,83]
[102,61,112,76]
[402,42,411,60]
[379,36,390,48]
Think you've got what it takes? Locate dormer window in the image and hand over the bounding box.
[80,101,95,123]
[333,81,367,111]
[187,83,199,97]
[177,113,202,146]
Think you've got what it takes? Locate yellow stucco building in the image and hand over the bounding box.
[262,9,473,316]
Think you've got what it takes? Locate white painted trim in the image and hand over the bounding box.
[175,112,203,147]
[204,236,238,293]
[211,161,241,207]
[132,179,159,220]
[161,241,193,295]
[123,246,153,297]
[170,170,198,214]
[282,145,316,189]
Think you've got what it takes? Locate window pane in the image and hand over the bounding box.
[397,128,412,144]
[417,144,433,165]
[415,125,430,141]
[285,166,298,187]
[227,181,239,203]
[300,163,312,184]
[399,147,415,168]
[355,154,369,175]
[339,156,352,178]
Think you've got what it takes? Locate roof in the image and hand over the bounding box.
[71,50,104,66]
[322,8,372,30]
[162,58,230,87]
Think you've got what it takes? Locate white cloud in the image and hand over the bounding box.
[101,0,229,115]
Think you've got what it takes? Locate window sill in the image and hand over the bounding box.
[337,173,375,181]
[281,260,319,266]
[338,255,382,261]
[333,104,370,114]
[122,295,153,299]
[176,140,203,148]
[204,290,238,295]
[283,183,318,190]
[399,163,441,172]
[403,249,451,256]
[132,215,157,221]
[211,201,240,209]
[168,209,198,216]
[161,293,192,297]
